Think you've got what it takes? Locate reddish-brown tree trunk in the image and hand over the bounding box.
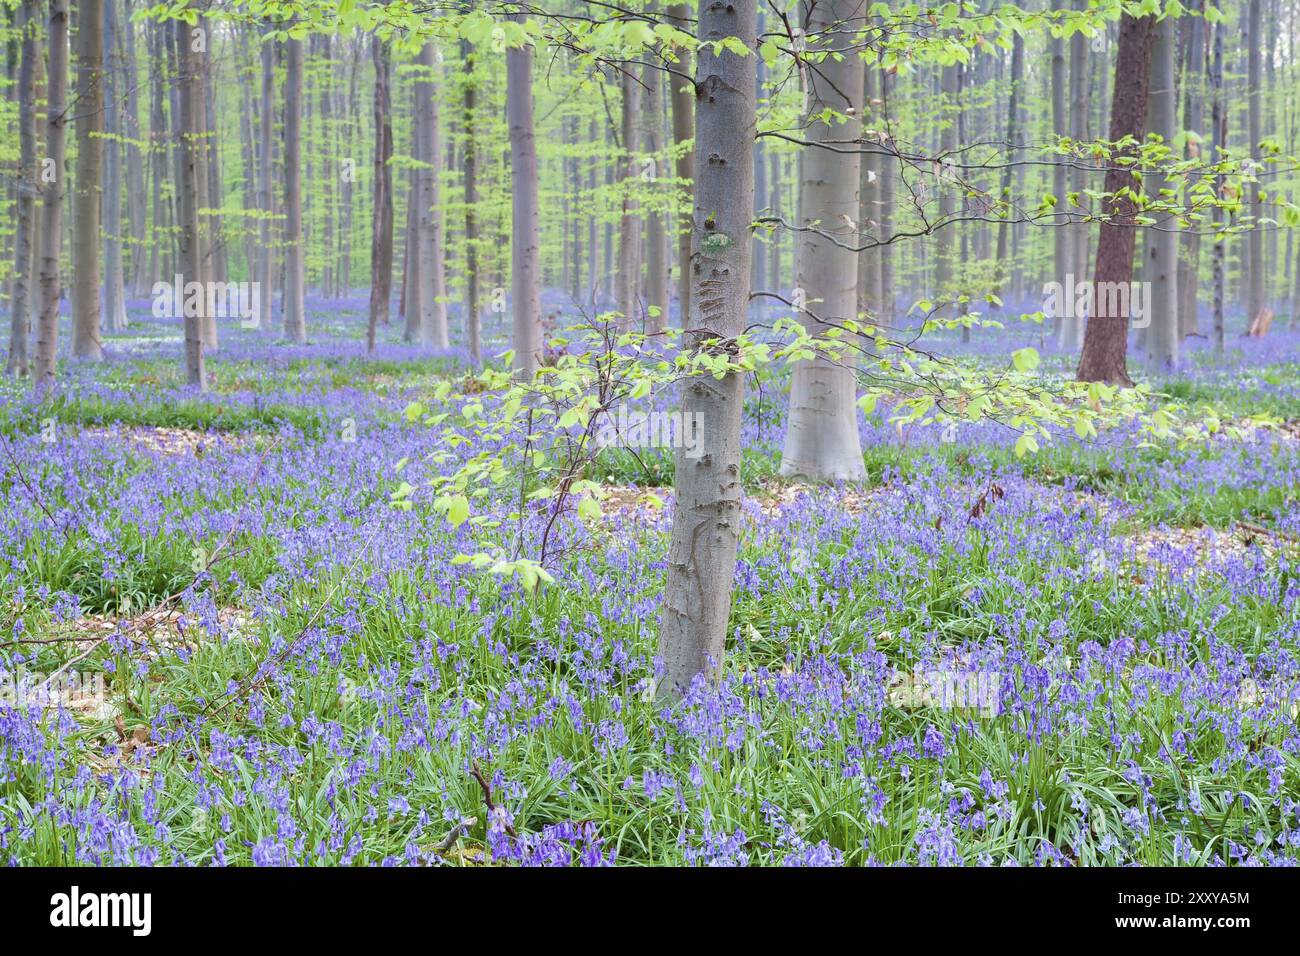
[1076,13,1157,385]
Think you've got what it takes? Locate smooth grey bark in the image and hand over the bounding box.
[257,23,274,329]
[657,0,755,699]
[282,35,306,343]
[1146,13,1179,369]
[935,61,958,319]
[1064,0,1089,349]
[173,17,206,389]
[202,16,226,289]
[146,17,167,293]
[71,0,103,360]
[460,35,480,360]
[877,66,894,322]
[668,2,695,324]
[1177,3,1205,337]
[858,63,881,321]
[1209,1,1226,353]
[643,58,669,331]
[414,41,448,348]
[7,0,38,376]
[506,19,541,376]
[1245,0,1265,324]
[1049,18,1069,343]
[367,34,393,353]
[617,70,642,327]
[190,17,215,349]
[994,30,1022,306]
[102,0,127,334]
[779,0,867,482]
[35,0,69,387]
[124,0,148,296]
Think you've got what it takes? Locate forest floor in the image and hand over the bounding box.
[0,296,1298,865]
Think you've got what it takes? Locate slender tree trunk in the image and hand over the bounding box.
[506,19,541,376]
[1245,0,1265,325]
[657,0,755,699]
[668,2,694,324]
[7,0,38,376]
[102,0,127,334]
[1066,0,1090,350]
[1077,13,1158,384]
[1209,2,1226,353]
[1146,12,1179,369]
[282,35,306,342]
[460,35,480,361]
[994,30,1022,306]
[617,71,642,327]
[1049,19,1069,343]
[1178,1,1205,337]
[173,17,206,388]
[877,65,894,322]
[780,0,866,481]
[935,62,959,319]
[35,0,70,386]
[643,58,669,331]
[367,34,393,353]
[71,0,103,360]
[414,41,447,348]
[257,22,275,329]
[124,0,148,297]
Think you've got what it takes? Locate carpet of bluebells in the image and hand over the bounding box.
[1,294,1298,866]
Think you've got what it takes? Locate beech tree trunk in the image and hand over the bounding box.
[1245,0,1265,325]
[71,0,104,360]
[461,35,480,361]
[257,22,275,329]
[668,2,695,324]
[506,18,541,376]
[173,17,206,389]
[367,34,393,353]
[35,0,70,387]
[617,71,642,328]
[282,35,306,343]
[779,0,866,482]
[7,0,38,376]
[1076,13,1157,385]
[643,58,669,331]
[414,41,448,348]
[1146,12,1179,369]
[102,0,127,334]
[1209,1,1226,353]
[1177,2,1205,337]
[657,0,755,698]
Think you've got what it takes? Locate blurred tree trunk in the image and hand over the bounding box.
[282,34,306,342]
[1245,0,1265,325]
[617,71,642,328]
[461,34,480,360]
[71,0,104,360]
[7,0,38,376]
[506,18,541,376]
[1145,12,1179,369]
[367,34,393,353]
[668,2,694,324]
[1177,2,1205,337]
[779,0,865,482]
[102,0,127,334]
